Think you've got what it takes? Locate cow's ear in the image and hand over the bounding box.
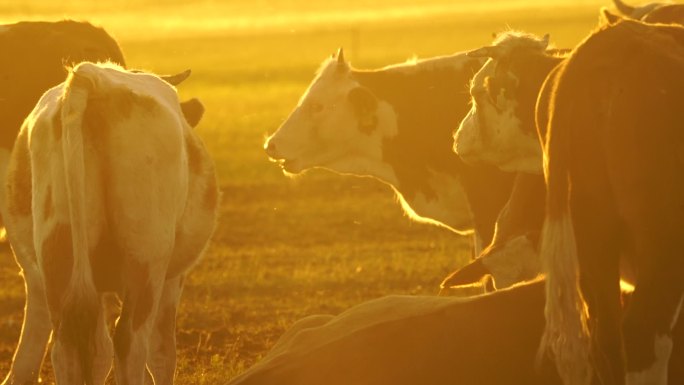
[180,98,204,128]
[347,86,378,134]
[600,8,623,25]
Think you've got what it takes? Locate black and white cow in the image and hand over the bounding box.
[264,50,516,284]
[3,62,218,384]
[443,33,570,289]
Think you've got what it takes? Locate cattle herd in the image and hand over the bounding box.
[0,0,682,384]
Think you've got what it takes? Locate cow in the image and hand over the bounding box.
[538,16,684,385]
[453,31,565,174]
[444,32,569,290]
[264,49,516,286]
[0,20,125,237]
[2,62,218,384]
[612,0,666,20]
[227,280,684,385]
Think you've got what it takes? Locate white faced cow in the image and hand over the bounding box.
[444,33,570,290]
[264,49,516,274]
[3,62,218,385]
[453,32,565,174]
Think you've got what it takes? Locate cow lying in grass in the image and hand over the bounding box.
[227,280,683,385]
[3,62,217,385]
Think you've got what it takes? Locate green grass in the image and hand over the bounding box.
[0,2,609,383]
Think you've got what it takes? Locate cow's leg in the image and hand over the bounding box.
[92,298,114,384]
[112,258,168,385]
[2,260,52,385]
[3,210,51,385]
[624,288,683,385]
[624,251,683,385]
[0,147,12,240]
[571,191,624,385]
[146,275,184,385]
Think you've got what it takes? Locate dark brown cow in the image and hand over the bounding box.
[540,16,684,385]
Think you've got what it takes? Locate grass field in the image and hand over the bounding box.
[0,1,610,383]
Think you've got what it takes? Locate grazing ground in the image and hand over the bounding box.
[0,1,607,383]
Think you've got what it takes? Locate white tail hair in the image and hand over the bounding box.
[537,79,593,384]
[538,213,592,385]
[58,65,101,383]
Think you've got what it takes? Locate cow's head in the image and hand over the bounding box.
[454,32,555,174]
[441,232,539,290]
[264,49,392,175]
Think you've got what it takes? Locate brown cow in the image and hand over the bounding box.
[228,280,684,385]
[540,16,684,385]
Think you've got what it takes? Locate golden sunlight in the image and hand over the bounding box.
[0,0,680,384]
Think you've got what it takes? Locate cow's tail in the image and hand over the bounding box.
[59,66,100,384]
[536,84,592,385]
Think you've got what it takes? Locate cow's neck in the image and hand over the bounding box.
[350,57,485,234]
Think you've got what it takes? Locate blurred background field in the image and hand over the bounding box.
[0,0,611,383]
